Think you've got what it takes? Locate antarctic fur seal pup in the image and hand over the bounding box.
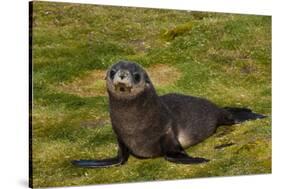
[72,61,266,168]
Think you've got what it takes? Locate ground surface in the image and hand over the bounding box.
[31,1,271,187]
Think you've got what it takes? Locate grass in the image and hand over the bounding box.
[31,1,271,188]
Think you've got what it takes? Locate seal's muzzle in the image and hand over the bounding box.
[113,70,133,93]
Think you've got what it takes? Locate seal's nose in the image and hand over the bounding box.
[118,70,128,80]
[120,74,125,80]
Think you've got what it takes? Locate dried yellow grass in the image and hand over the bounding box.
[147,64,182,87]
[55,70,107,97]
[54,64,182,97]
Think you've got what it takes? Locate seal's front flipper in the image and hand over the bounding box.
[72,138,129,168]
[161,128,209,164]
[165,152,209,164]
[72,157,124,168]
[71,154,128,168]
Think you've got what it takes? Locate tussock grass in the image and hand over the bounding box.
[31,1,271,187]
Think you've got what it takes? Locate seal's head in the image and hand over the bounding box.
[106,61,152,99]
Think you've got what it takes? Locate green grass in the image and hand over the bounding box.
[31,1,271,188]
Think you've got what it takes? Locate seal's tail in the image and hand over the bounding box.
[224,107,267,124]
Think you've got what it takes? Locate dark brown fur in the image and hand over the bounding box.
[72,60,266,168]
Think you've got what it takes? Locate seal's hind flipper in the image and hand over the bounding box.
[161,127,209,164]
[224,107,267,124]
[165,152,209,164]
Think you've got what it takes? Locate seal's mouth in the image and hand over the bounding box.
[114,83,132,93]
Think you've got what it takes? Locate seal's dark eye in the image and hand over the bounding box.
[133,73,141,83]
[110,70,116,80]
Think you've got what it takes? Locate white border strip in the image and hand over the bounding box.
[0,0,276,189]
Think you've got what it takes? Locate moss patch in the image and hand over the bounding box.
[163,21,194,40]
